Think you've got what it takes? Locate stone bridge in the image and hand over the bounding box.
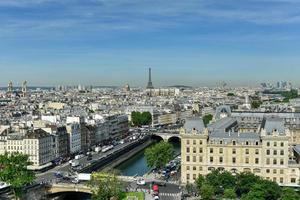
[46,176,140,195]
[151,132,181,142]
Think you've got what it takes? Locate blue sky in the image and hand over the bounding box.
[0,0,300,87]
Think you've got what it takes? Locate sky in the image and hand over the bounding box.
[0,0,300,87]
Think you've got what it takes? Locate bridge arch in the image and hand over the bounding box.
[167,136,181,143]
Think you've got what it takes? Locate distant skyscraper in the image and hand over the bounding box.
[146,68,154,89]
[7,81,13,93]
[22,81,27,97]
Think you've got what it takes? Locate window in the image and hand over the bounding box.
[193,166,196,171]
[291,178,296,183]
[280,159,284,165]
[266,149,270,155]
[186,147,190,153]
[187,174,190,180]
[246,141,249,145]
[266,158,270,165]
[199,148,203,153]
[273,177,276,182]
[280,178,283,183]
[193,174,196,180]
[267,142,270,146]
[210,148,213,153]
[255,158,259,164]
[273,159,277,165]
[186,156,190,162]
[199,156,203,162]
[186,140,190,145]
[280,169,284,174]
[232,157,236,164]
[232,149,236,154]
[187,166,190,170]
[200,140,203,145]
[220,140,223,145]
[281,142,284,147]
[210,157,213,163]
[219,148,223,154]
[266,169,270,173]
[280,150,284,156]
[193,147,196,153]
[233,141,236,145]
[193,140,196,145]
[274,142,277,147]
[245,149,249,155]
[219,157,223,163]
[255,149,259,155]
[273,169,277,174]
[273,150,277,155]
[245,158,249,164]
[193,156,196,162]
[256,141,259,145]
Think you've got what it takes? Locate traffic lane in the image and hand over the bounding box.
[137,183,180,194]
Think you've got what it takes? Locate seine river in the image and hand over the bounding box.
[60,139,180,200]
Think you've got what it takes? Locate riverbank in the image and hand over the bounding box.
[102,139,154,171]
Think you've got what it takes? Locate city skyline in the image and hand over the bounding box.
[1,0,300,86]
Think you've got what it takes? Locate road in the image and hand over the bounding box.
[36,136,149,183]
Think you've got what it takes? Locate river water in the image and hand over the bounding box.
[116,140,181,176]
[60,140,180,200]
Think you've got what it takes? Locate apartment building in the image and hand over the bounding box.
[181,117,300,187]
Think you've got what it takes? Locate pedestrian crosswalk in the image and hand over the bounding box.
[159,192,181,200]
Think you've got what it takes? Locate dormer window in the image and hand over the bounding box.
[220,140,223,145]
[233,141,236,145]
[246,141,249,145]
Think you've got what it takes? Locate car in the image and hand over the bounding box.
[136,178,146,185]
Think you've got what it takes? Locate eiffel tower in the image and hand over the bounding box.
[146,68,154,89]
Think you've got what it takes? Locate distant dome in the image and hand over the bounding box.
[124,84,130,91]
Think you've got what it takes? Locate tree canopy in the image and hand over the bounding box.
[194,170,299,200]
[203,114,213,126]
[0,152,35,199]
[89,171,125,200]
[131,111,152,126]
[145,141,174,169]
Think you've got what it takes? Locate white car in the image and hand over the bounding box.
[136,178,146,185]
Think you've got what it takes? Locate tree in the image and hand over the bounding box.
[0,152,35,199]
[258,179,282,200]
[145,141,174,169]
[235,172,261,197]
[131,111,152,126]
[195,174,205,192]
[223,188,237,199]
[227,93,235,96]
[281,187,300,200]
[203,114,213,126]
[89,171,125,200]
[251,100,262,109]
[200,184,215,200]
[205,170,236,195]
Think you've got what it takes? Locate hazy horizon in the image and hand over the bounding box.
[0,0,300,87]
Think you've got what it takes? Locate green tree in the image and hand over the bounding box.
[131,111,152,126]
[235,172,261,197]
[203,114,213,126]
[205,170,236,195]
[195,174,205,192]
[89,171,125,200]
[227,93,235,96]
[200,184,215,200]
[251,100,262,109]
[259,179,282,200]
[223,188,237,199]
[281,187,300,200]
[145,141,174,169]
[0,152,35,199]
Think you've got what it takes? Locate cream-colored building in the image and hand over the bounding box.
[181,117,300,187]
[6,129,55,170]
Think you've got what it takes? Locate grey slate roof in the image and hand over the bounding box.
[209,131,260,142]
[208,117,237,132]
[184,118,205,133]
[263,117,285,134]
